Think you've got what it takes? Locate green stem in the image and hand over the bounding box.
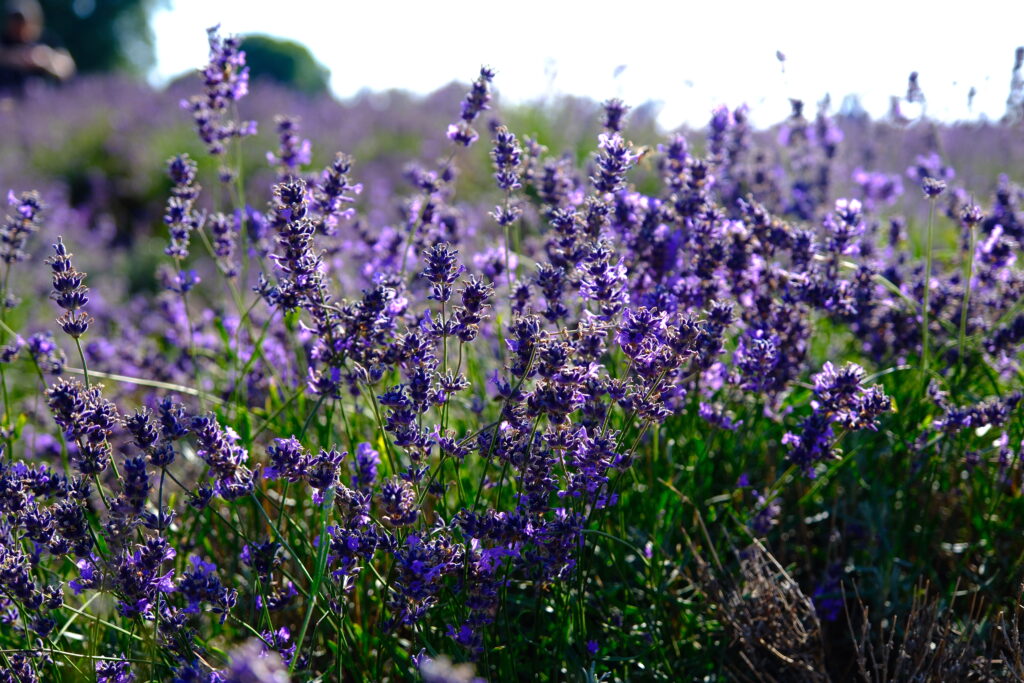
[74,337,90,390]
[251,385,304,440]
[957,222,976,381]
[922,198,936,376]
[290,486,335,675]
[227,307,278,409]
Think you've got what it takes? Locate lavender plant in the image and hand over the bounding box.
[0,26,1023,682]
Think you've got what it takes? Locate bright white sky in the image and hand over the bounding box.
[151,0,1024,129]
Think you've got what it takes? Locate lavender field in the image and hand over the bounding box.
[3,26,1024,682]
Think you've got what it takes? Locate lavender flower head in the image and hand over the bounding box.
[191,414,254,500]
[784,362,892,475]
[422,243,465,303]
[447,67,495,147]
[48,237,92,339]
[267,115,312,177]
[266,179,325,312]
[208,211,239,278]
[164,154,204,261]
[265,437,310,482]
[95,656,135,683]
[579,240,629,318]
[181,25,257,156]
[750,490,781,536]
[708,104,733,162]
[491,126,522,192]
[1,189,43,268]
[824,198,865,255]
[417,653,484,683]
[178,555,238,620]
[313,153,362,236]
[351,442,380,488]
[960,202,984,228]
[852,168,903,210]
[602,98,630,133]
[591,132,638,194]
[922,177,947,198]
[222,639,289,683]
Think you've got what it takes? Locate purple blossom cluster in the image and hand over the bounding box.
[180,26,257,159]
[783,362,891,475]
[447,67,494,147]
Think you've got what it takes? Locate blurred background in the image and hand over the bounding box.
[1,0,1022,286]
[145,0,1024,127]
[1,0,1021,126]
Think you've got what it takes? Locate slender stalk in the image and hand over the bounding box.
[471,345,538,513]
[291,486,335,675]
[0,368,11,457]
[399,214,422,279]
[503,222,513,301]
[73,338,90,390]
[0,267,14,454]
[362,380,399,477]
[400,148,458,276]
[179,288,204,411]
[252,385,304,440]
[226,310,278,409]
[268,393,326,540]
[957,221,977,380]
[921,197,936,375]
[63,365,223,405]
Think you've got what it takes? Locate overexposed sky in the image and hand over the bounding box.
[151,0,1024,128]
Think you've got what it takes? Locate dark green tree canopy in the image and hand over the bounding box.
[37,0,163,74]
[240,33,330,95]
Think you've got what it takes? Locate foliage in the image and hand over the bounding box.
[241,34,331,96]
[38,0,164,75]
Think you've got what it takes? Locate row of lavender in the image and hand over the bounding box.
[1,27,1024,681]
[2,65,1023,262]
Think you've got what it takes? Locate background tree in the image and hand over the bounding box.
[38,0,164,74]
[240,33,331,95]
